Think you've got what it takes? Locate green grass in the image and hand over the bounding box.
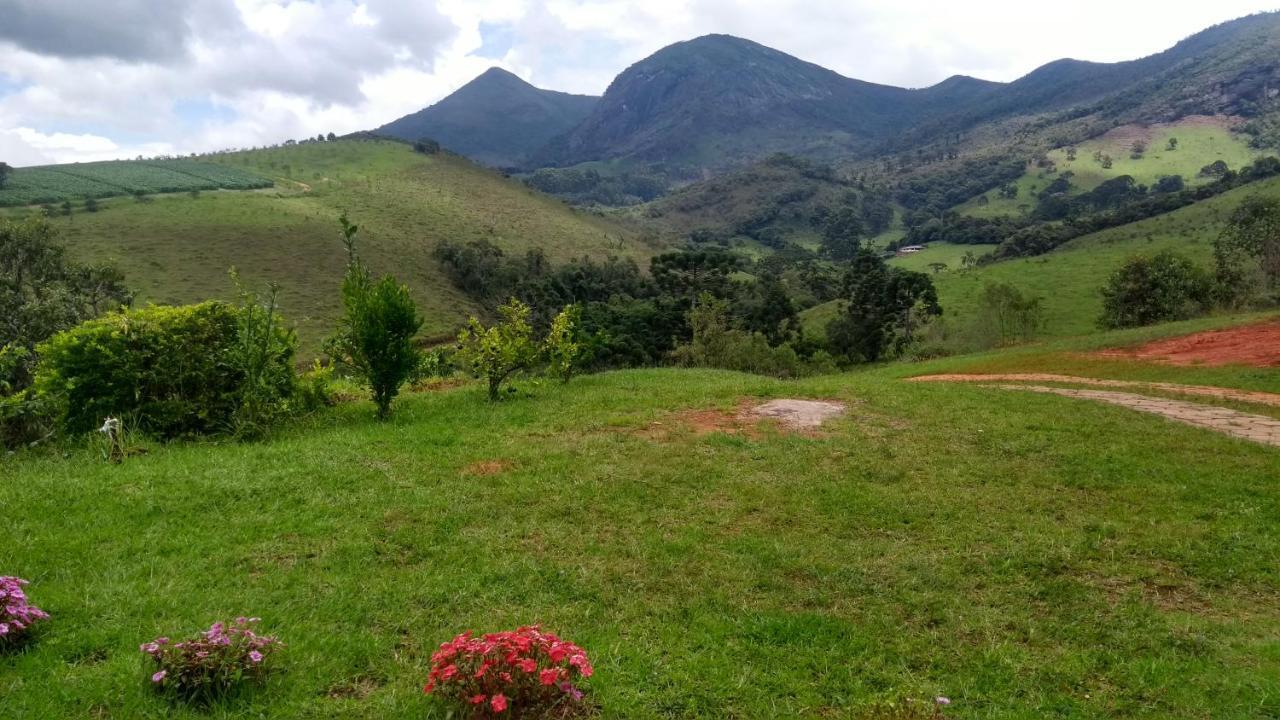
[886,242,997,274]
[3,347,1279,718]
[3,141,652,354]
[962,119,1261,218]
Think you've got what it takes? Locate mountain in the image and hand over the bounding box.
[376,68,599,168]
[533,35,923,174]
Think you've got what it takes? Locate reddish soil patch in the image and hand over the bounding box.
[1097,322,1280,368]
[641,399,846,440]
[462,460,513,477]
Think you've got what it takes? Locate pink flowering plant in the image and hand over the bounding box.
[141,617,282,702]
[0,576,50,648]
[424,625,594,717]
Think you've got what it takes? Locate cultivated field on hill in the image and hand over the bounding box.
[3,141,652,353]
[0,159,272,207]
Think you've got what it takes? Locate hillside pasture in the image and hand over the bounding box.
[7,140,652,353]
[962,116,1260,218]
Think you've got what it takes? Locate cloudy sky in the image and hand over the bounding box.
[1,0,1277,166]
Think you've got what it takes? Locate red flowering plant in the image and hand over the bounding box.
[141,617,282,702]
[424,625,594,717]
[0,576,50,649]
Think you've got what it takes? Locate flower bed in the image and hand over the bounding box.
[141,617,282,701]
[0,577,50,647]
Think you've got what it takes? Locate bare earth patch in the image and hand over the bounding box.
[1096,322,1280,368]
[462,460,514,477]
[749,399,847,429]
[643,399,846,439]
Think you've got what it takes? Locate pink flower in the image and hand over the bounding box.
[491,694,508,713]
[539,668,559,685]
[152,670,167,683]
[248,650,264,663]
[936,696,951,706]
[469,694,486,705]
[516,657,537,673]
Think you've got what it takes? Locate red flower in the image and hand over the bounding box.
[516,657,537,673]
[423,680,435,694]
[491,693,508,713]
[539,668,559,686]
[469,694,486,705]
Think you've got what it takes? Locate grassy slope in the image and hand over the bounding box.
[10,141,649,352]
[2,342,1279,719]
[802,174,1280,339]
[962,119,1260,218]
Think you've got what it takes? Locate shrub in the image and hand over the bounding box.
[542,305,585,383]
[457,299,538,401]
[1099,252,1215,329]
[141,618,282,703]
[424,626,593,718]
[228,272,298,438]
[328,214,422,419]
[972,282,1044,348]
[36,302,245,437]
[0,577,50,647]
[670,295,805,378]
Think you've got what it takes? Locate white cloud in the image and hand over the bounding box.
[0,0,1276,165]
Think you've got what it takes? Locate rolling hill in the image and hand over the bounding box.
[376,68,598,168]
[5,140,652,353]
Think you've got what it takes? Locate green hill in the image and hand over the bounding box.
[803,174,1280,339]
[7,140,650,353]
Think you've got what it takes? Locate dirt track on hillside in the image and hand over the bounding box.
[911,373,1280,448]
[1097,322,1280,368]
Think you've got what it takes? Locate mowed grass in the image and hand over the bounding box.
[887,242,998,274]
[963,118,1261,218]
[2,357,1279,719]
[4,141,651,353]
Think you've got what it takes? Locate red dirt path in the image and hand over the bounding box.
[1098,322,1280,368]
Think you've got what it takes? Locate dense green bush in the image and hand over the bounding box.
[457,299,538,401]
[35,301,297,437]
[1099,252,1215,329]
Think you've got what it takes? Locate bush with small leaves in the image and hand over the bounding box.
[542,305,585,383]
[457,299,537,401]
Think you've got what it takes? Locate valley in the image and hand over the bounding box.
[3,7,1280,720]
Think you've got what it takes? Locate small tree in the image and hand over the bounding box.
[1216,195,1280,290]
[328,214,422,419]
[1130,140,1147,159]
[1166,137,1178,151]
[1065,147,1077,162]
[414,138,441,155]
[1100,154,1114,169]
[0,161,11,189]
[974,282,1043,347]
[457,299,537,401]
[1099,252,1214,329]
[543,304,585,383]
[927,262,948,275]
[821,206,865,261]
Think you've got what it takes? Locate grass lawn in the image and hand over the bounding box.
[3,348,1279,718]
[887,242,998,274]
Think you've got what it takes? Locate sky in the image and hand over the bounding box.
[1,0,1277,166]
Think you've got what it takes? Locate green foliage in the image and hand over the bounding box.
[974,282,1044,347]
[413,138,441,155]
[669,294,807,378]
[227,271,299,438]
[542,305,585,383]
[1099,252,1214,329]
[650,249,739,300]
[524,167,666,206]
[0,217,132,390]
[35,302,247,437]
[456,299,538,401]
[328,214,423,419]
[1216,194,1280,292]
[821,206,865,261]
[0,161,11,189]
[827,250,941,362]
